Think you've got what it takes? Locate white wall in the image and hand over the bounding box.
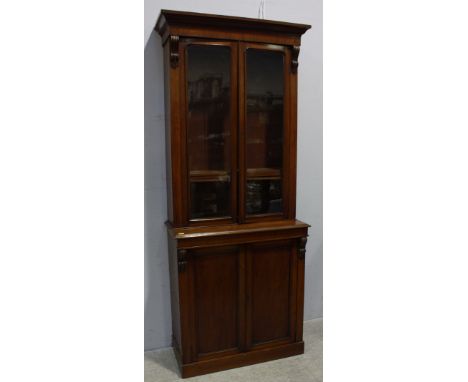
[144,0,322,351]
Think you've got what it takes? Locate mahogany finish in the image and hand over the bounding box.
[249,241,294,345]
[156,10,310,378]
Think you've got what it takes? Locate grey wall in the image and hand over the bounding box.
[145,0,322,351]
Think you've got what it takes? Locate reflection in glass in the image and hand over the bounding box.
[246,180,282,215]
[191,181,230,219]
[186,45,231,219]
[245,49,284,216]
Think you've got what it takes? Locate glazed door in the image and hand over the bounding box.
[187,246,245,361]
[246,240,298,349]
[239,43,292,222]
[181,40,294,224]
[180,40,238,225]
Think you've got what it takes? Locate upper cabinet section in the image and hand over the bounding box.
[156,10,310,227]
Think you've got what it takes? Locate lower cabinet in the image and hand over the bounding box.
[169,232,307,378]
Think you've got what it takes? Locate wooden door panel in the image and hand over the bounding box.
[192,246,240,357]
[248,241,296,346]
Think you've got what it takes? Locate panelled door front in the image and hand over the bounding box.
[187,245,244,361]
[185,239,298,360]
[246,240,297,349]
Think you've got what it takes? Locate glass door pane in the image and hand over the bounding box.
[245,48,285,216]
[186,44,233,220]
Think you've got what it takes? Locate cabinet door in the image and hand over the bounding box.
[246,240,297,348]
[188,246,244,360]
[239,43,291,222]
[181,41,238,225]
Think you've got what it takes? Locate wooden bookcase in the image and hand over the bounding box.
[155,10,311,378]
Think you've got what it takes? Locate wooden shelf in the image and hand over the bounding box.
[246,168,281,180]
[190,170,230,182]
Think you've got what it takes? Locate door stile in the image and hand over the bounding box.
[238,42,247,223]
[238,245,247,351]
[282,47,292,219]
[244,243,253,349]
[230,42,239,223]
[187,250,199,362]
[295,238,306,341]
[288,46,298,220]
[178,41,189,225]
[288,240,298,341]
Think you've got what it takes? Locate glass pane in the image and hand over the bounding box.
[245,49,284,216]
[186,45,231,219]
[190,181,230,219]
[246,180,282,215]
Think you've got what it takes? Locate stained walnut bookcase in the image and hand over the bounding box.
[155,10,311,378]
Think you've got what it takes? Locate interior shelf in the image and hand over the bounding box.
[190,170,230,182]
[246,167,281,179]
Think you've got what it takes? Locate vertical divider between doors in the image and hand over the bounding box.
[238,245,246,352]
[238,42,246,223]
[231,42,239,223]
[244,244,253,349]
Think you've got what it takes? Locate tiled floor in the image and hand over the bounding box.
[144,318,323,382]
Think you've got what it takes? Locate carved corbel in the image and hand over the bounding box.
[169,35,180,68]
[291,45,300,73]
[177,248,187,272]
[298,237,307,260]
